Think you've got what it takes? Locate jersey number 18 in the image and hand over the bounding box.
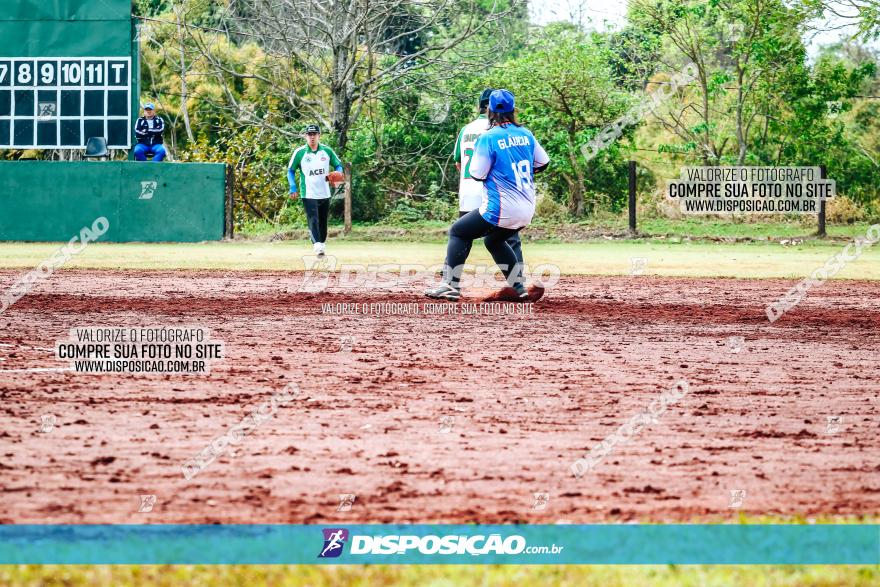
[511,159,532,191]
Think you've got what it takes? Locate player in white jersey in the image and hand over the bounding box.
[453,89,523,264]
[287,124,344,257]
[426,89,550,301]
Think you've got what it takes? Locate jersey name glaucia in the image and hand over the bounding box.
[497,135,531,149]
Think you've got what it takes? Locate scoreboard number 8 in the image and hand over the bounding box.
[17,62,31,84]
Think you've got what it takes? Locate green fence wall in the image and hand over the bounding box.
[0,161,228,242]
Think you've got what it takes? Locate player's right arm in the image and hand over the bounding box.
[468,133,494,182]
[287,168,298,199]
[453,128,463,172]
[287,147,305,199]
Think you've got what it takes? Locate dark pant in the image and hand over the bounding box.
[459,210,522,264]
[303,198,330,243]
[445,209,524,288]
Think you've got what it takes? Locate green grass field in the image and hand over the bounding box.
[1,237,878,279]
[2,563,878,586]
[239,217,878,241]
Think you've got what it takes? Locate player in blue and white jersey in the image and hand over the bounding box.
[454,88,524,266]
[426,89,550,301]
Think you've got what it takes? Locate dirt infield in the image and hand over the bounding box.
[1,270,878,524]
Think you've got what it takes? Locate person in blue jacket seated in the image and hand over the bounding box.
[133,103,167,162]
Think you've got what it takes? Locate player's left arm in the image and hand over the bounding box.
[149,117,165,135]
[533,136,550,174]
[324,147,345,185]
[328,147,343,173]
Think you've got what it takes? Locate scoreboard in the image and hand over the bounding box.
[0,57,132,149]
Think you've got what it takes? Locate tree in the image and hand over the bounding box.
[802,0,880,42]
[629,0,871,167]
[493,24,635,215]
[193,0,525,154]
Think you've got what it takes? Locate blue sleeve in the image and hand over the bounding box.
[287,168,297,192]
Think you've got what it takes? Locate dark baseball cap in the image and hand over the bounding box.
[479,88,494,109]
[304,124,321,134]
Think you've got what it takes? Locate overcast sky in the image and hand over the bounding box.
[528,0,876,58]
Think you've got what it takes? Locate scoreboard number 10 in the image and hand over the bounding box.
[0,57,132,149]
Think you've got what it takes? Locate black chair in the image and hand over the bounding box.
[84,136,109,160]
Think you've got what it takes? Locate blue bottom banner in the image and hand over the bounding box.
[0,524,877,565]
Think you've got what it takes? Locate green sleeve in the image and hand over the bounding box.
[453,129,463,163]
[289,148,305,171]
[326,146,342,169]
[290,149,306,194]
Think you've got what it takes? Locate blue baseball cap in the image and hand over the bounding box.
[143,103,155,110]
[489,89,515,114]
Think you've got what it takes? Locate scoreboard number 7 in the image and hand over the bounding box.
[0,63,7,84]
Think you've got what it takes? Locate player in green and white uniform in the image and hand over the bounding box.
[287,124,344,257]
[453,89,523,263]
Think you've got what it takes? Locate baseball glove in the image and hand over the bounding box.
[326,171,345,184]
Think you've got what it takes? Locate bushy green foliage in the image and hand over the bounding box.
[177,126,296,228]
[489,24,638,216]
[385,182,458,225]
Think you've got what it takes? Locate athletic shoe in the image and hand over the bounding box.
[312,242,321,255]
[513,283,529,301]
[316,242,325,257]
[425,283,460,301]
